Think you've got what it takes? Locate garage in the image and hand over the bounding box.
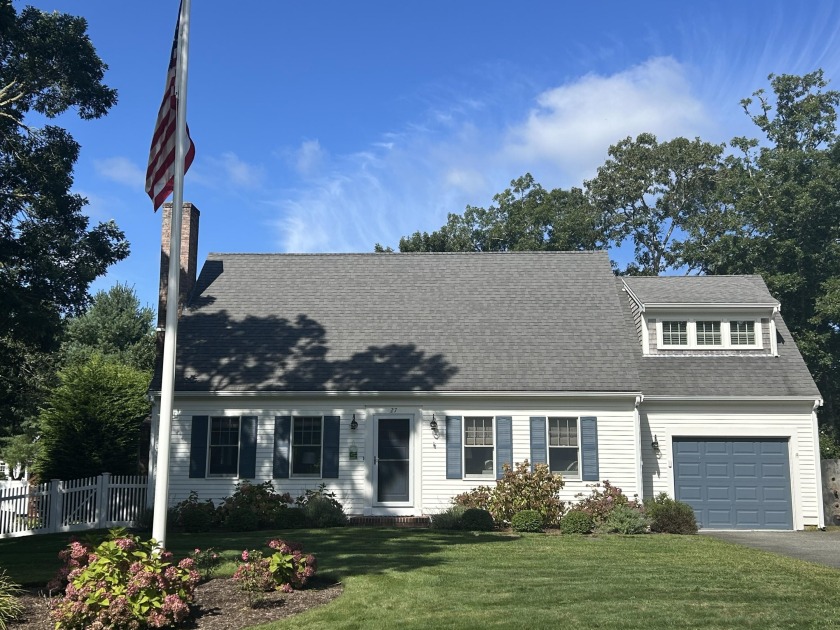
[673,438,793,530]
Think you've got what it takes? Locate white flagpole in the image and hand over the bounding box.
[152,0,192,550]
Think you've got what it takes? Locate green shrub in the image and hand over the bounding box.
[819,426,840,459]
[431,505,467,530]
[297,484,347,527]
[49,529,200,629]
[559,509,594,534]
[454,461,565,526]
[273,506,308,529]
[511,509,543,533]
[574,480,637,525]
[0,569,23,630]
[217,481,293,531]
[172,491,217,532]
[459,508,494,531]
[598,504,649,534]
[645,493,698,534]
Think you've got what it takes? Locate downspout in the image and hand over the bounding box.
[812,398,825,529]
[634,394,644,499]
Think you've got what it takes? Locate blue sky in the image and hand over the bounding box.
[17,1,840,312]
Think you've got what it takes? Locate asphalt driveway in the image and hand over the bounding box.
[703,530,840,569]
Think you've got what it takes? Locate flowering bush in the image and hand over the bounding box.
[190,548,221,582]
[574,480,639,525]
[454,461,565,526]
[218,481,294,531]
[171,491,216,533]
[49,529,200,629]
[232,539,317,607]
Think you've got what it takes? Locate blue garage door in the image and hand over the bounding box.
[673,438,792,530]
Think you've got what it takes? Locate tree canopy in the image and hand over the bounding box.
[0,2,127,436]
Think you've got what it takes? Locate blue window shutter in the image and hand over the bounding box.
[322,416,340,479]
[238,416,258,479]
[530,417,547,470]
[495,416,513,480]
[189,416,209,478]
[580,416,599,481]
[446,416,462,479]
[273,416,291,479]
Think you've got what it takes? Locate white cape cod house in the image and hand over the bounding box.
[148,204,824,530]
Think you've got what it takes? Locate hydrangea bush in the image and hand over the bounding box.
[49,529,200,629]
[232,539,317,607]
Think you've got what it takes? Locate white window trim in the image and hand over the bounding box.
[655,318,763,350]
[290,415,324,479]
[207,416,241,478]
[547,416,580,479]
[463,416,495,479]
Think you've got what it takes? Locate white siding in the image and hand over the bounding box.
[150,395,640,517]
[640,400,821,529]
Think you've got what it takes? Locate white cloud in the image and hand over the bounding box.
[219,152,264,189]
[267,57,711,253]
[504,57,711,183]
[295,139,326,177]
[94,156,145,187]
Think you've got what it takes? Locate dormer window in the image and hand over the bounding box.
[696,321,722,346]
[730,320,756,345]
[662,321,688,346]
[655,318,763,351]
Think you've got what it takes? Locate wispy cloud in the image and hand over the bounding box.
[267,56,710,253]
[218,152,264,189]
[94,157,145,187]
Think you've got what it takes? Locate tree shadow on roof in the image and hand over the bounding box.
[156,310,457,392]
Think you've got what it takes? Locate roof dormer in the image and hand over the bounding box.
[621,276,781,357]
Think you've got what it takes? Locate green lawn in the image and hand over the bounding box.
[2,529,839,629]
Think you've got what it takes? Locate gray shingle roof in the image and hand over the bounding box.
[623,275,779,306]
[158,251,643,393]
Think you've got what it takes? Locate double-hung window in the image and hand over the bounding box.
[548,417,579,476]
[208,416,240,476]
[464,416,494,477]
[661,320,688,346]
[730,320,756,345]
[292,416,323,476]
[696,321,721,346]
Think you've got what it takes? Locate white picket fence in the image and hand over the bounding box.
[0,473,148,538]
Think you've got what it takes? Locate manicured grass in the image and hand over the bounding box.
[3,528,840,629]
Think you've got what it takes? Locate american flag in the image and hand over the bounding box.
[146,5,195,211]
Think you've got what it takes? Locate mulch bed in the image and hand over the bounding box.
[11,577,343,630]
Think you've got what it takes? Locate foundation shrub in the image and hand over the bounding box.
[217,481,293,531]
[297,484,348,527]
[598,504,650,534]
[453,485,493,512]
[171,491,216,533]
[459,508,495,531]
[49,528,200,629]
[574,480,638,525]
[430,505,467,530]
[511,509,544,533]
[560,509,594,534]
[645,493,699,534]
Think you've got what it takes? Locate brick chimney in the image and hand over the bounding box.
[158,201,200,327]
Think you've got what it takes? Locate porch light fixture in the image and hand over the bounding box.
[350,414,358,431]
[651,435,660,452]
[430,415,439,438]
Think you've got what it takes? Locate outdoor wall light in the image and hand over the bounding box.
[430,415,439,438]
[651,435,660,452]
[350,414,358,430]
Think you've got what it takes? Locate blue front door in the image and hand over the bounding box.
[673,438,793,530]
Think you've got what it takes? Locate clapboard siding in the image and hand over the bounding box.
[639,400,820,529]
